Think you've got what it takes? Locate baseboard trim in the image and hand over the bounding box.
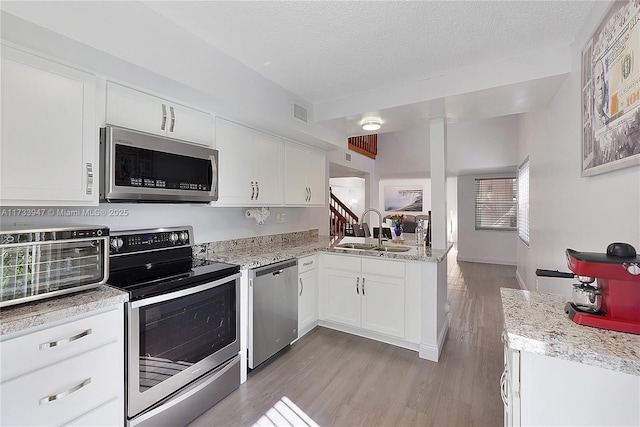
[317,320,419,353]
[419,319,449,362]
[456,255,516,266]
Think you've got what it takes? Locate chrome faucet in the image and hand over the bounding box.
[361,208,383,247]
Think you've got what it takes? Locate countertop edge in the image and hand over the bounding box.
[1,285,129,337]
[500,288,640,377]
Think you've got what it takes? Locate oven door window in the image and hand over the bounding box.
[137,281,236,392]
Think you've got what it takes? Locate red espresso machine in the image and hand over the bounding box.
[564,243,640,334]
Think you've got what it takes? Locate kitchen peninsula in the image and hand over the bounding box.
[194,229,452,383]
[500,288,640,426]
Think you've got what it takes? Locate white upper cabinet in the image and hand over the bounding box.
[1,46,98,206]
[106,81,213,147]
[284,141,326,206]
[215,117,283,206]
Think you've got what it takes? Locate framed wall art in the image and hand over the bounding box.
[582,0,640,176]
[383,185,423,212]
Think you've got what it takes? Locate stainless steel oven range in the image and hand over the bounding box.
[107,226,240,427]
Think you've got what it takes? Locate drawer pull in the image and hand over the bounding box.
[40,329,92,350]
[39,378,91,405]
[303,261,313,267]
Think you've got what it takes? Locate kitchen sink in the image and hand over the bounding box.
[335,243,378,250]
[335,243,412,253]
[371,246,412,252]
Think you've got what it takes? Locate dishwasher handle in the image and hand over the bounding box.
[251,259,298,278]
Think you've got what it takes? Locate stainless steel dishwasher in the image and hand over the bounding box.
[248,258,298,369]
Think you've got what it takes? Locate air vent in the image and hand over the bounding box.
[293,103,308,123]
[345,152,352,162]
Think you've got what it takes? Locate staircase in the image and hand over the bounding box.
[329,188,359,237]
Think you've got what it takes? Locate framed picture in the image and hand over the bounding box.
[383,185,423,212]
[581,0,640,176]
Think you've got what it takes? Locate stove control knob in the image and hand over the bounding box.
[111,238,124,250]
[179,232,189,243]
[169,232,179,244]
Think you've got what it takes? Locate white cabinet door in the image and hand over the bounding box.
[165,102,213,146]
[361,274,405,338]
[324,269,361,328]
[215,118,284,206]
[215,118,255,204]
[253,131,283,205]
[106,82,213,146]
[298,269,317,336]
[1,46,97,206]
[284,141,326,206]
[306,148,326,206]
[284,141,308,205]
[105,81,165,137]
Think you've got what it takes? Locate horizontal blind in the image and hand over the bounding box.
[518,159,530,245]
[475,178,517,230]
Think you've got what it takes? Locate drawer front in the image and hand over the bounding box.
[1,341,122,427]
[63,397,122,427]
[298,254,317,274]
[362,258,405,278]
[1,306,123,382]
[322,253,361,272]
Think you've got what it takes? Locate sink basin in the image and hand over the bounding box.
[335,243,378,250]
[371,246,412,253]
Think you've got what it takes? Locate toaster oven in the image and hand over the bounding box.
[0,225,109,308]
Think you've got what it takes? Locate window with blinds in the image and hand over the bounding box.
[475,178,517,231]
[518,158,530,245]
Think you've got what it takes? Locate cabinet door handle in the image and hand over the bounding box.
[362,277,365,295]
[256,181,260,200]
[299,277,304,296]
[356,277,360,294]
[499,369,508,407]
[40,328,92,350]
[85,163,93,195]
[309,188,312,201]
[169,105,176,132]
[161,104,167,130]
[39,378,91,405]
[251,182,255,200]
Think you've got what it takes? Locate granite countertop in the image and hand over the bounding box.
[1,285,129,337]
[500,288,640,376]
[204,235,453,269]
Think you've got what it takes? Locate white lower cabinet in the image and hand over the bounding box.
[0,306,125,427]
[320,254,406,339]
[297,254,318,338]
[502,334,640,427]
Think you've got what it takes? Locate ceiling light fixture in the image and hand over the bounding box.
[362,120,381,131]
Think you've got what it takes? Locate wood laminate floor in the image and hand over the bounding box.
[189,252,520,427]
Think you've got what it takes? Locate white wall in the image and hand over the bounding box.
[457,174,518,265]
[516,1,640,292]
[447,176,458,245]
[377,127,430,179]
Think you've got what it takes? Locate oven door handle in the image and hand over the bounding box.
[130,272,241,308]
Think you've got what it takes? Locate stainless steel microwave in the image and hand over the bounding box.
[100,126,218,203]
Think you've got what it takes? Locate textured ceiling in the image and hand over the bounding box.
[142,1,594,105]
